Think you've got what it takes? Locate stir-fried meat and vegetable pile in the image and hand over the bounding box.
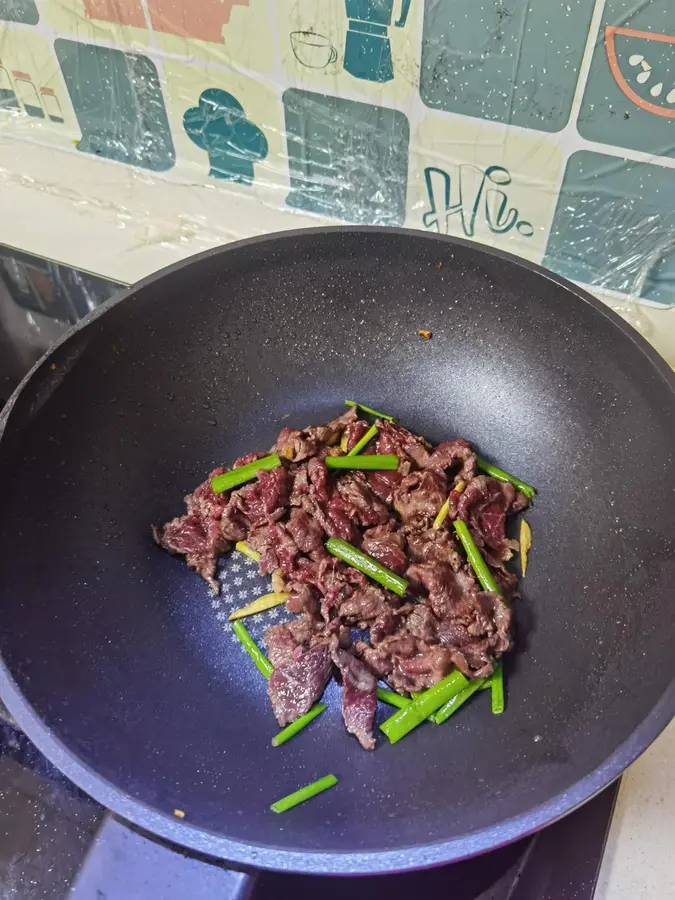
[154,403,534,754]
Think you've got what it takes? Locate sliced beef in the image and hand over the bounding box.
[356,631,418,679]
[245,521,274,554]
[320,581,352,623]
[369,608,401,645]
[494,565,519,601]
[233,466,290,528]
[331,644,377,750]
[219,504,248,542]
[406,527,463,570]
[392,644,455,693]
[286,508,324,553]
[307,457,330,503]
[274,428,317,462]
[357,629,452,694]
[292,458,355,542]
[406,561,477,619]
[405,603,438,642]
[264,621,305,668]
[153,515,205,559]
[338,583,396,628]
[434,588,513,678]
[298,493,353,542]
[267,644,332,726]
[377,421,432,469]
[393,470,448,528]
[367,470,402,504]
[477,591,512,654]
[289,463,310,505]
[512,492,530,513]
[429,439,477,482]
[405,561,513,677]
[301,459,354,541]
[335,473,389,527]
[256,522,299,576]
[286,582,319,617]
[377,426,476,482]
[311,620,352,651]
[322,497,355,541]
[356,641,391,680]
[153,468,232,591]
[274,408,357,462]
[361,521,408,575]
[316,554,349,590]
[293,556,368,620]
[288,613,317,645]
[152,514,224,592]
[457,475,522,561]
[232,452,265,468]
[184,467,228,523]
[344,419,370,452]
[307,407,358,446]
[293,554,345,593]
[264,614,320,670]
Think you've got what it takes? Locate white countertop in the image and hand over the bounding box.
[1,134,673,899]
[597,721,675,900]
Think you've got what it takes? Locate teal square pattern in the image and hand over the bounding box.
[420,0,596,133]
[577,0,675,158]
[544,151,675,307]
[283,88,409,226]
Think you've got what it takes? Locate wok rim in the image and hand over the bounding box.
[0,226,673,874]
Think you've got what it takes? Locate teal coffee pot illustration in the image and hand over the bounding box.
[344,0,412,83]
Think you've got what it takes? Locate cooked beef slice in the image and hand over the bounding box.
[376,421,432,469]
[456,475,525,562]
[267,644,332,726]
[153,468,232,591]
[405,527,463,570]
[331,643,377,750]
[274,408,357,462]
[335,472,389,527]
[429,439,477,482]
[344,419,371,452]
[393,470,448,528]
[361,521,408,574]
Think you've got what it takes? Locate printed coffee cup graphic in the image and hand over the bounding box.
[290,31,338,69]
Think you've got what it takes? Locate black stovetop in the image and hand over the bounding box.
[0,713,619,900]
[0,244,620,900]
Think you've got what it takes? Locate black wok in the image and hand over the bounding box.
[0,228,673,878]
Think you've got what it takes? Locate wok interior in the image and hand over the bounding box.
[0,230,673,859]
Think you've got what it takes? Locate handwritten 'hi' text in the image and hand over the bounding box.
[423,165,534,239]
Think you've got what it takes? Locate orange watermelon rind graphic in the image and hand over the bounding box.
[83,0,251,43]
[605,25,675,119]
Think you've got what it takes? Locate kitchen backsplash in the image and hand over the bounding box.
[0,0,674,307]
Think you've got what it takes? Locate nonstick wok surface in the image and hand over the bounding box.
[0,228,673,874]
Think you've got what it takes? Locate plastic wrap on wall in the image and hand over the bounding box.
[0,0,674,311]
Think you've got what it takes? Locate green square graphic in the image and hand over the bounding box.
[55,40,175,172]
[420,0,596,133]
[544,151,675,307]
[577,0,675,157]
[284,88,409,226]
[0,0,38,25]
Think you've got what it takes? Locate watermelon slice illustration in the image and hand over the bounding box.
[605,26,675,118]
